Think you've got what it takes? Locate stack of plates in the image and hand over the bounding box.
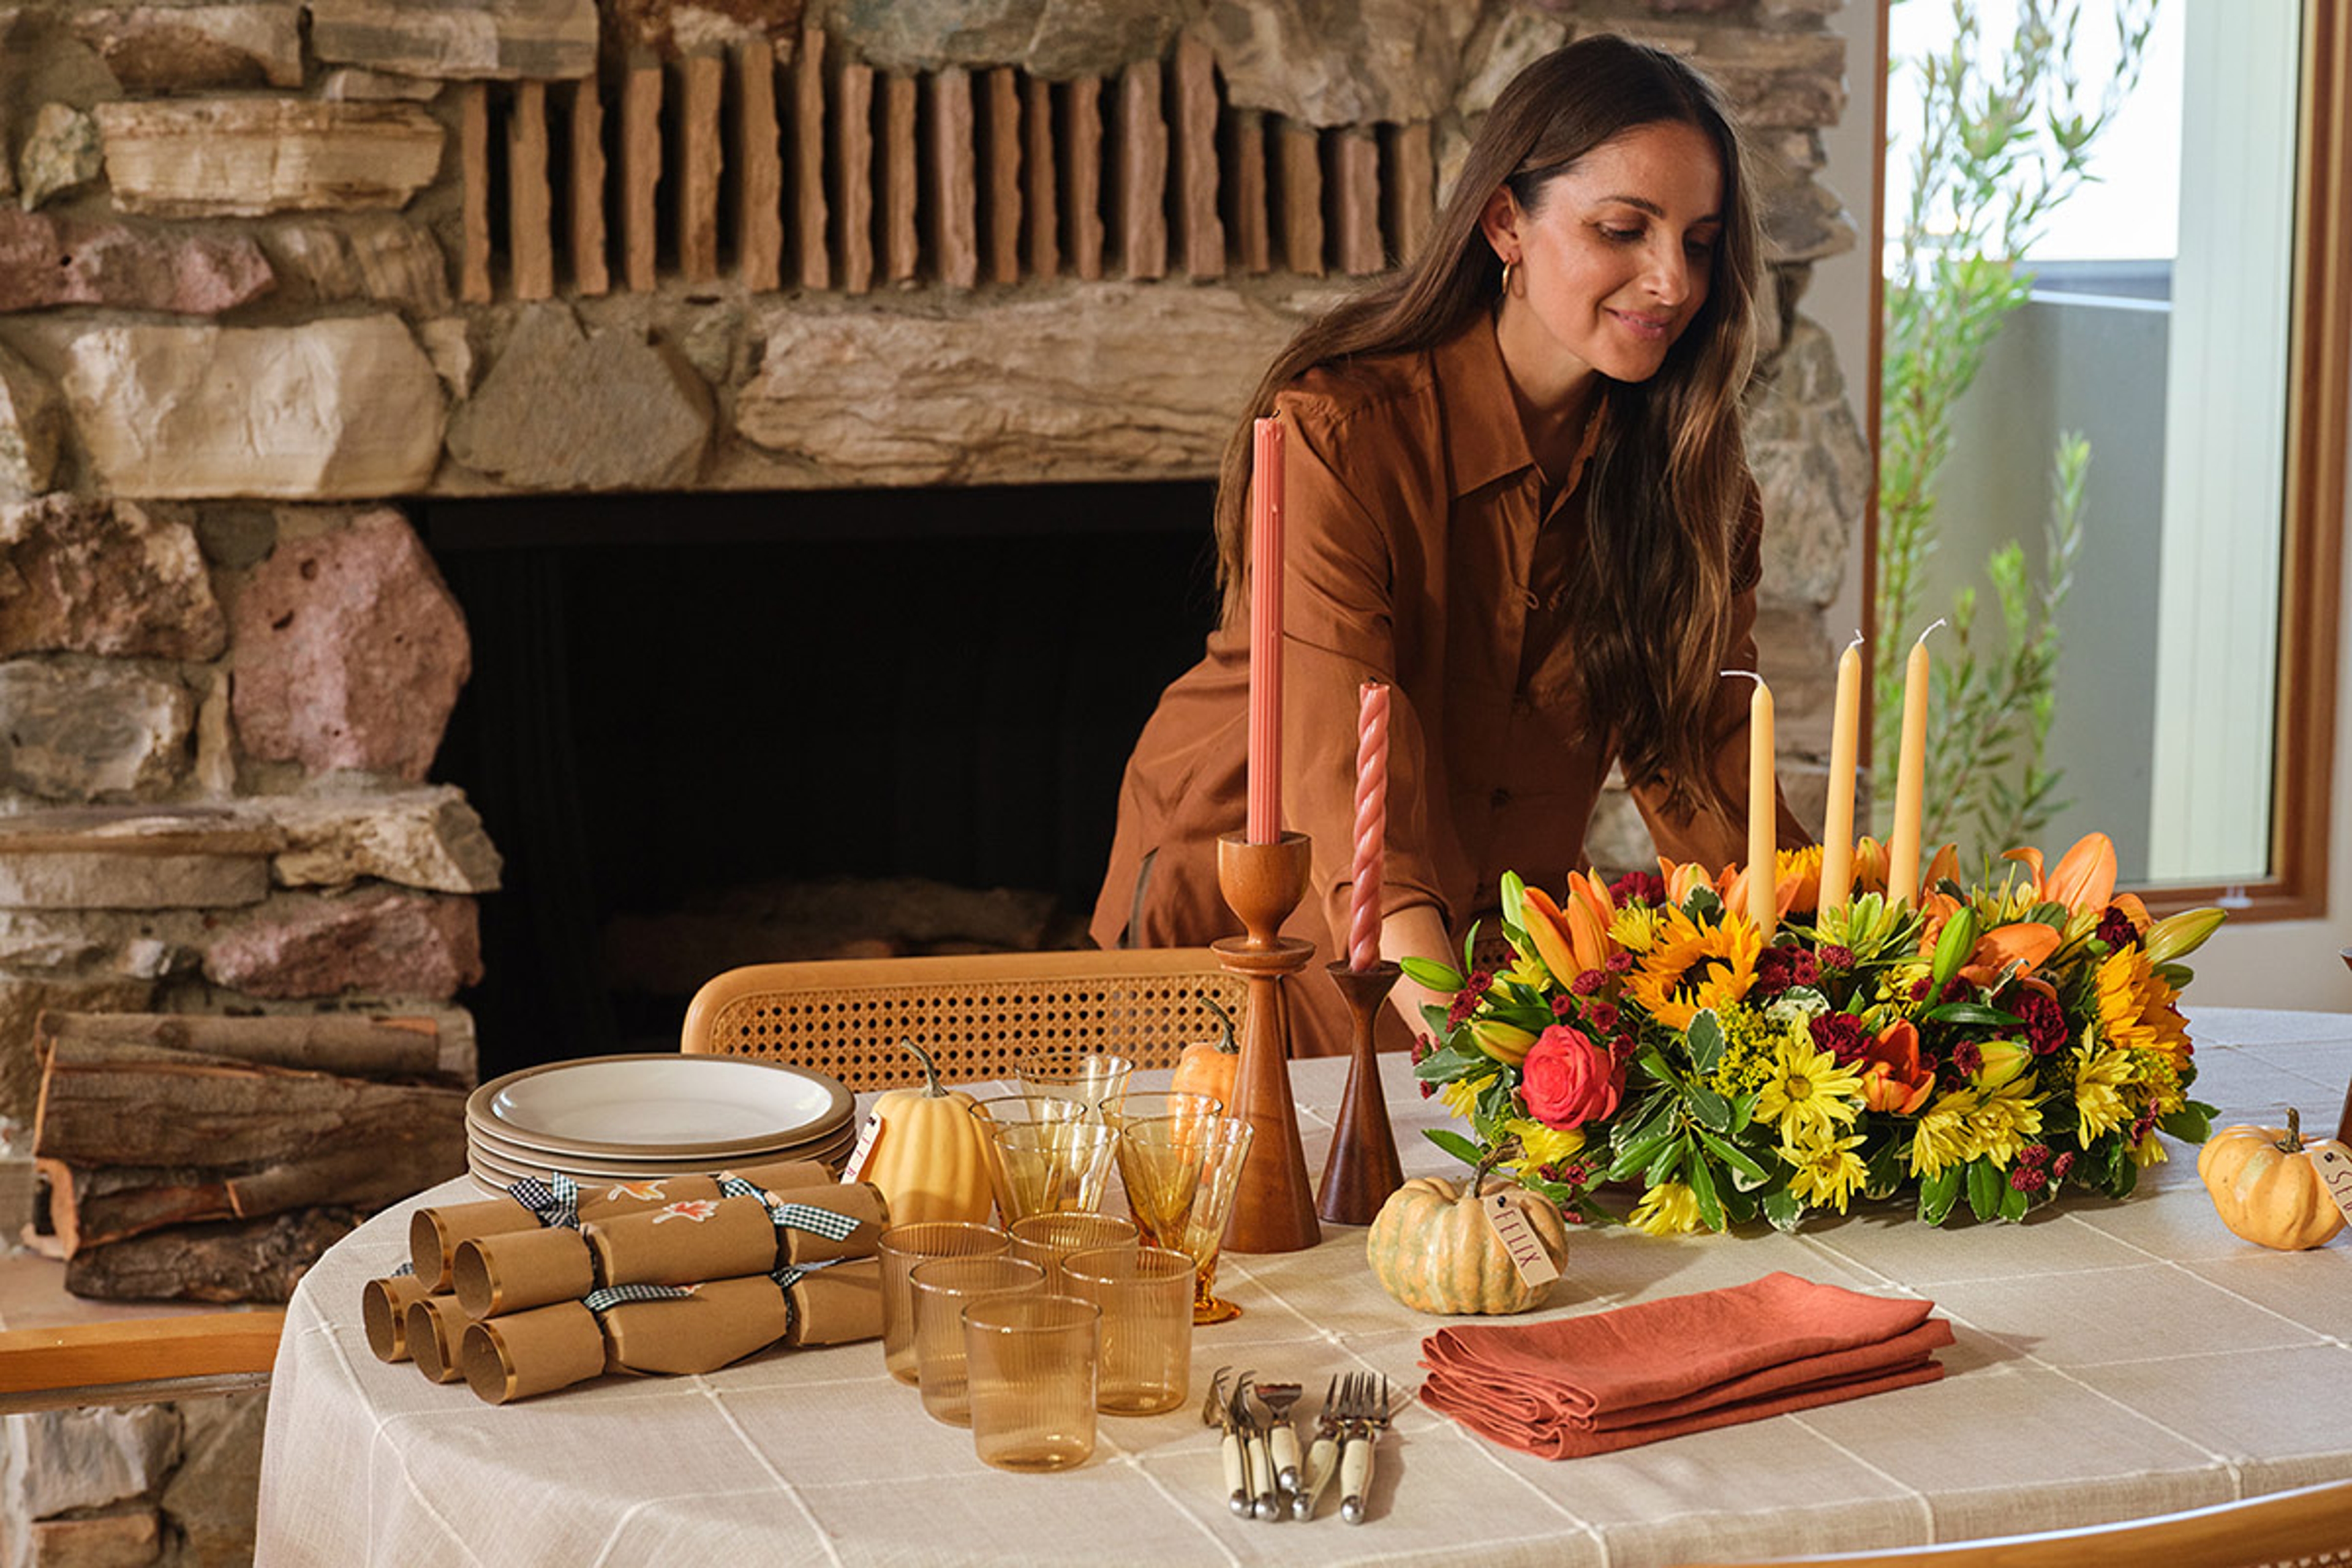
[466,1054,856,1193]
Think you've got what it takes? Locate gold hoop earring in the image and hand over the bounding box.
[1499,260,1517,300]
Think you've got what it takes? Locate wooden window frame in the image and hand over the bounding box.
[1863,0,2352,921]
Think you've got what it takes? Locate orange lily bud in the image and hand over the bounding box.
[1922,843,1961,897]
[1517,886,1584,988]
[1659,858,1714,906]
[1856,1019,1936,1114]
[2046,832,2119,914]
[1958,921,2063,989]
[1566,870,1617,935]
[1851,837,1890,896]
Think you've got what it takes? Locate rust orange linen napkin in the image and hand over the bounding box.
[1419,1272,1953,1459]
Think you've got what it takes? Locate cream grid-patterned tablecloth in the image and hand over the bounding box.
[254,1006,2352,1567]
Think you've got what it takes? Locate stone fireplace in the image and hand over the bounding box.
[0,0,1867,1165]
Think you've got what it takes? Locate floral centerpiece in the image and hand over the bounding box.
[1403,833,2225,1235]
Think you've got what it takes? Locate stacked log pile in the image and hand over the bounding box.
[28,1012,467,1302]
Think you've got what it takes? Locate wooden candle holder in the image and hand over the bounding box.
[1317,959,1404,1226]
[1212,831,1321,1254]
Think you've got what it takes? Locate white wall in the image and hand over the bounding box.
[1807,0,2351,1011]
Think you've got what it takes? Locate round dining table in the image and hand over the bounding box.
[254,1005,2352,1567]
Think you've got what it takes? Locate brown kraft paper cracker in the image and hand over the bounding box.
[405,1294,475,1384]
[361,1275,434,1363]
[461,1302,609,1405]
[585,1194,781,1287]
[718,1159,833,1192]
[410,1174,764,1288]
[453,1227,596,1320]
[761,1181,890,1266]
[598,1276,795,1376]
[786,1257,883,1347]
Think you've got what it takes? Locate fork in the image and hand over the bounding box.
[1292,1374,1348,1521]
[1203,1366,1248,1517]
[1255,1378,1304,1494]
[1340,1374,1396,1525]
[1231,1372,1280,1520]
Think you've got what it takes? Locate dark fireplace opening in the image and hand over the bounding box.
[419,482,1219,1082]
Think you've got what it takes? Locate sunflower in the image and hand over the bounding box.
[1627,1180,1704,1235]
[2094,946,2192,1064]
[1754,1036,1866,1149]
[1625,905,1763,1031]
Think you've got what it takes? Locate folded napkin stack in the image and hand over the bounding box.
[360,1161,886,1404]
[1419,1272,1953,1459]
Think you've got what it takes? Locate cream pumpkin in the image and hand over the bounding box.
[857,1038,993,1225]
[1366,1174,1570,1316]
[2197,1109,2348,1252]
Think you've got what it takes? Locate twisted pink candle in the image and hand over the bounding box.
[1349,680,1389,971]
[1246,417,1285,843]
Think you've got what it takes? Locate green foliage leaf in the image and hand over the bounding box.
[1416,1042,1496,1085]
[1924,1002,2024,1027]
[1686,1011,1727,1075]
[1918,1164,1962,1226]
[1686,1151,1725,1232]
[1423,1127,1485,1169]
[2159,1100,2217,1144]
[1966,1158,2005,1222]
[1998,1177,2030,1222]
[1686,1082,1732,1134]
[1696,1128,1770,1190]
[1762,1183,1803,1234]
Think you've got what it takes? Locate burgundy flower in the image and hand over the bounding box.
[1790,951,1820,986]
[2095,905,2140,949]
[1605,951,1634,976]
[1610,870,1667,906]
[1584,1000,1621,1034]
[1466,969,1494,995]
[1910,977,1934,1002]
[1411,1035,1432,1065]
[1949,1040,1984,1077]
[2008,1164,2049,1193]
[1810,1012,1868,1064]
[2051,1151,2076,1181]
[1572,968,1607,996]
[1817,944,1855,973]
[1446,990,1480,1028]
[1551,994,1580,1017]
[1939,976,1972,1005]
[2016,1142,2051,1168]
[2016,990,2070,1056]
[1754,947,1800,997]
[1418,1078,1435,1099]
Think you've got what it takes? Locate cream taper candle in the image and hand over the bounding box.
[1818,634,1863,914]
[1246,417,1285,844]
[1746,674,1776,938]
[1887,623,1940,908]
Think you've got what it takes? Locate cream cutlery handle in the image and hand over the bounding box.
[1246,1429,1280,1520]
[1292,1435,1339,1520]
[1339,1434,1374,1525]
[1270,1423,1302,1494]
[1221,1431,1249,1517]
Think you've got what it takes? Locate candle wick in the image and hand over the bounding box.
[1718,668,1763,685]
[1845,630,1864,654]
[1915,618,1947,649]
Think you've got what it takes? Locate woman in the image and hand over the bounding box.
[1093,36,1807,1057]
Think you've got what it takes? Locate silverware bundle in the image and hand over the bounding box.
[1204,1367,1395,1524]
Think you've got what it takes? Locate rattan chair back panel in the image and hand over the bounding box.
[681,950,1248,1093]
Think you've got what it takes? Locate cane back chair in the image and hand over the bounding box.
[679,948,1248,1092]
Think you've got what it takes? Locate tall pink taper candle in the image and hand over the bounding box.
[1818,633,1863,913]
[1887,621,1941,908]
[1348,680,1390,971]
[1246,417,1285,844]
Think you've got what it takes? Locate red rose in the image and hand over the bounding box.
[1520,1024,1625,1130]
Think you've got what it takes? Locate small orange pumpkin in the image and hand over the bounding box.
[2197,1108,2348,1251]
[1366,1173,1569,1316]
[1169,995,1240,1112]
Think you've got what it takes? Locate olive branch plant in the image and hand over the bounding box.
[1875,0,2159,858]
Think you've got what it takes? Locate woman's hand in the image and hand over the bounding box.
[1382,903,1456,1036]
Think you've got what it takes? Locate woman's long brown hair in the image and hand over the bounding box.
[1211,35,1761,817]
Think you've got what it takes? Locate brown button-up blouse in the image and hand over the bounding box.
[1091,315,1805,1057]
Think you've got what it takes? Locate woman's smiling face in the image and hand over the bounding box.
[1485,119,1727,392]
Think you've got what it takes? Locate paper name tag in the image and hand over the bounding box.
[840,1114,883,1183]
[1483,1192,1561,1287]
[2310,1140,2352,1226]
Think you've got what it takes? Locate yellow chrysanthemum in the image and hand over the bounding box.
[1963,1069,2045,1166]
[2070,1042,2135,1145]
[2131,1129,2169,1167]
[1627,1181,1705,1235]
[1610,902,1663,956]
[1785,1128,1869,1213]
[1438,1072,1496,1118]
[1503,1118,1586,1174]
[2095,946,2192,1064]
[1753,1036,1866,1149]
[1909,1085,1980,1180]
[1626,905,1762,1031]
[1502,952,1550,992]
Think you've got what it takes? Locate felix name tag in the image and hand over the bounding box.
[1482,1191,1561,1288]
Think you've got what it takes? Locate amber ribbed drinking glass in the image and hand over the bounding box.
[876,1221,1009,1386]
[962,1293,1100,1472]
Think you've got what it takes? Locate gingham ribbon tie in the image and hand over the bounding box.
[506,1172,581,1231]
[582,1281,695,1314]
[715,1177,861,1245]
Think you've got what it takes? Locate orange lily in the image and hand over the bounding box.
[1922,843,1960,898]
[1658,858,1716,907]
[1913,889,1966,956]
[2003,832,2119,915]
[1855,1019,1936,1114]
[1776,845,1824,917]
[1517,886,1583,988]
[1850,836,1890,897]
[1958,921,2063,989]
